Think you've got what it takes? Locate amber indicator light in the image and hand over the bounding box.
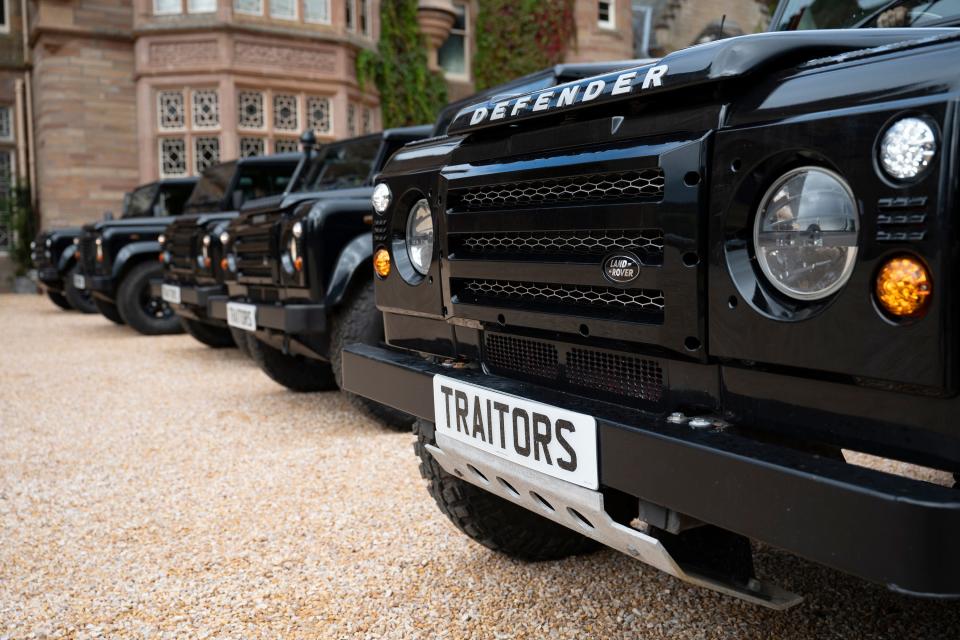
[875,255,932,319]
[294,256,303,272]
[220,257,229,271]
[373,248,391,278]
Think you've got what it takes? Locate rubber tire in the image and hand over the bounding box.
[94,297,125,325]
[414,419,599,561]
[248,335,338,392]
[329,282,414,430]
[116,261,183,335]
[47,290,72,310]
[64,266,98,314]
[230,327,254,358]
[180,317,236,348]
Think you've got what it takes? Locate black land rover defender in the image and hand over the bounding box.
[156,154,300,349]
[342,9,960,608]
[211,127,430,423]
[32,228,96,313]
[77,177,196,333]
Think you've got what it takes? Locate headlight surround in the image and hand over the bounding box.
[753,167,859,302]
[372,183,392,214]
[878,116,937,181]
[405,199,434,277]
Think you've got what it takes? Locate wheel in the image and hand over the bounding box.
[414,419,598,560]
[329,281,414,430]
[230,327,254,358]
[180,317,236,348]
[94,297,125,325]
[46,290,72,310]
[64,266,97,314]
[115,261,183,335]
[247,334,337,392]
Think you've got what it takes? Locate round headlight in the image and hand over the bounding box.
[45,238,52,248]
[30,241,36,250]
[292,221,303,239]
[406,199,434,276]
[372,183,392,214]
[219,231,230,246]
[754,167,859,301]
[202,234,211,247]
[879,117,936,181]
[158,234,166,246]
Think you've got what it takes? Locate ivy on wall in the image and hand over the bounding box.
[356,0,447,129]
[473,0,576,92]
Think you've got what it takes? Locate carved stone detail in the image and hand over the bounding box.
[234,41,336,73]
[149,40,220,68]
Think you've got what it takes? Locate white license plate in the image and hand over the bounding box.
[226,302,257,332]
[432,375,598,489]
[73,274,85,290]
[161,284,181,305]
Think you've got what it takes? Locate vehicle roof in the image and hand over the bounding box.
[382,124,434,140]
[235,152,302,166]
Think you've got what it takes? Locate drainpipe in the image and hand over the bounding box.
[20,0,36,209]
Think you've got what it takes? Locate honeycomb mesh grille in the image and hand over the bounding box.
[566,348,664,402]
[459,279,664,313]
[456,229,664,263]
[485,333,559,380]
[483,333,664,406]
[453,169,664,210]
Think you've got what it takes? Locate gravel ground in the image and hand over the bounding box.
[1,293,959,639]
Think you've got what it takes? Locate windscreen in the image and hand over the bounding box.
[233,163,295,204]
[122,184,159,218]
[774,0,960,29]
[185,161,237,210]
[299,136,379,192]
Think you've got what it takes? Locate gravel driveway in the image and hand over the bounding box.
[1,293,958,639]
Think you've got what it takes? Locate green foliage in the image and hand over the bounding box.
[356,0,447,129]
[1,182,36,276]
[473,0,576,92]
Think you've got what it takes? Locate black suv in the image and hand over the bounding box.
[33,227,95,313]
[76,178,196,333]
[208,127,430,421]
[342,9,960,609]
[156,154,300,348]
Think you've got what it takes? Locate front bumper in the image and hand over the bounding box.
[152,280,229,323]
[209,297,326,334]
[341,342,960,599]
[89,274,115,298]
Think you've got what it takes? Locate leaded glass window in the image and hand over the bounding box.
[160,138,187,177]
[304,0,330,23]
[158,91,185,130]
[188,0,216,13]
[240,137,265,158]
[238,91,265,129]
[306,96,331,134]
[234,0,262,13]
[361,107,372,134]
[154,0,182,15]
[192,89,220,129]
[194,136,221,173]
[0,106,12,141]
[347,103,356,136]
[273,94,299,131]
[270,0,296,19]
[275,138,300,154]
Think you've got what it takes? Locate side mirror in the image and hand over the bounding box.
[231,190,244,210]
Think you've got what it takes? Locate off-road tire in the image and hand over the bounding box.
[248,335,337,392]
[230,327,254,357]
[330,282,413,430]
[64,266,97,314]
[414,419,599,561]
[180,317,236,348]
[94,297,125,325]
[47,290,72,310]
[116,261,182,335]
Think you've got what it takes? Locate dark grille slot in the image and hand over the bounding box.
[453,229,664,264]
[167,222,196,275]
[566,348,663,402]
[234,229,273,280]
[485,333,559,380]
[457,279,664,314]
[80,235,98,274]
[482,333,665,407]
[450,169,665,211]
[373,219,389,244]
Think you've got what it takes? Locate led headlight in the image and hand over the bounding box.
[219,231,230,246]
[158,234,166,246]
[879,117,936,181]
[292,221,303,239]
[202,234,211,247]
[754,167,859,301]
[372,183,392,214]
[406,199,434,276]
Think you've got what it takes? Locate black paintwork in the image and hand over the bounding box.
[32,227,82,293]
[345,27,960,596]
[213,126,431,359]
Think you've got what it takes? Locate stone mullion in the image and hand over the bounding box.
[220,76,238,161]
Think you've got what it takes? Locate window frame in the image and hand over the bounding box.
[0,105,14,143]
[438,1,470,81]
[155,86,222,178]
[234,0,264,15]
[0,0,10,34]
[303,0,332,24]
[597,0,616,30]
[269,0,298,20]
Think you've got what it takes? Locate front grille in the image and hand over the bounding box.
[484,333,664,405]
[234,214,278,282]
[454,229,664,264]
[166,220,196,277]
[451,169,664,211]
[457,279,665,313]
[79,234,98,274]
